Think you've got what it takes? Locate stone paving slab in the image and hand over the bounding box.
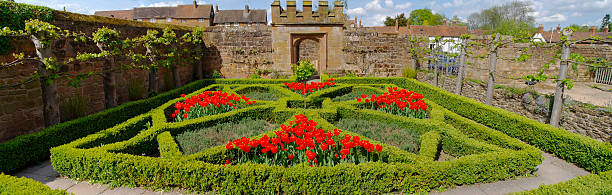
[100,187,146,195]
[44,177,78,191]
[66,182,109,195]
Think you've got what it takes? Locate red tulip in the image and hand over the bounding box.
[376,144,383,152]
[288,154,294,160]
[306,150,316,161]
[226,141,233,150]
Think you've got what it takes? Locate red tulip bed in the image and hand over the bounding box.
[224,114,383,167]
[284,78,336,96]
[357,87,429,119]
[172,91,257,122]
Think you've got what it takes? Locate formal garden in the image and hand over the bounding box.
[1,1,612,194]
[1,74,611,194]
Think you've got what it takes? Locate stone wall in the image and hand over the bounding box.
[465,36,612,89]
[298,39,319,63]
[417,72,612,142]
[202,26,274,78]
[0,14,196,142]
[341,28,418,77]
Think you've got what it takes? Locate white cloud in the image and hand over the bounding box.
[395,2,412,10]
[347,8,367,16]
[537,13,568,23]
[139,1,184,7]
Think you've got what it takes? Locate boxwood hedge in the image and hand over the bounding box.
[0,173,70,195]
[50,82,541,193]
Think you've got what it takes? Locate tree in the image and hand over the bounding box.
[569,24,590,32]
[468,1,535,34]
[130,29,175,95]
[384,13,409,26]
[181,27,206,80]
[601,14,610,31]
[72,27,126,109]
[0,19,85,126]
[409,9,444,26]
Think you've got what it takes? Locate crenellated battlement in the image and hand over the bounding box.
[271,0,344,25]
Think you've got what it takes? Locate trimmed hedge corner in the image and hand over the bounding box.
[0,174,71,195]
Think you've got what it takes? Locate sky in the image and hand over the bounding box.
[15,0,612,29]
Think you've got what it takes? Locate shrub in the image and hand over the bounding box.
[126,77,146,101]
[514,171,612,195]
[171,91,256,122]
[211,70,222,79]
[401,66,417,79]
[60,94,90,122]
[0,173,70,195]
[249,73,262,79]
[291,59,317,82]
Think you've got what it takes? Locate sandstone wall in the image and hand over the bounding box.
[0,14,196,142]
[465,36,612,89]
[201,26,274,78]
[341,28,417,77]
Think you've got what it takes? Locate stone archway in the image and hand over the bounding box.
[291,33,327,73]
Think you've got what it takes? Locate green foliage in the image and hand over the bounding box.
[175,118,278,155]
[468,1,535,32]
[401,66,417,79]
[0,1,53,54]
[409,9,445,26]
[384,13,409,26]
[60,94,90,122]
[291,59,317,82]
[211,70,222,78]
[127,77,146,101]
[0,173,71,195]
[249,73,262,79]
[493,20,536,37]
[331,87,380,102]
[602,14,611,31]
[514,171,612,195]
[335,118,421,153]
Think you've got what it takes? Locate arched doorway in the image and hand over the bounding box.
[291,33,327,73]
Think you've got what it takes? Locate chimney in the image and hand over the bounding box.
[245,5,249,14]
[537,24,544,34]
[556,24,561,32]
[604,26,609,35]
[442,18,447,26]
[452,20,457,26]
[359,19,362,27]
[193,0,197,7]
[589,26,596,35]
[215,4,219,13]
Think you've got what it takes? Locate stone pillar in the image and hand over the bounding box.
[333,1,343,23]
[303,1,313,22]
[271,1,281,24]
[319,1,328,22]
[287,1,297,23]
